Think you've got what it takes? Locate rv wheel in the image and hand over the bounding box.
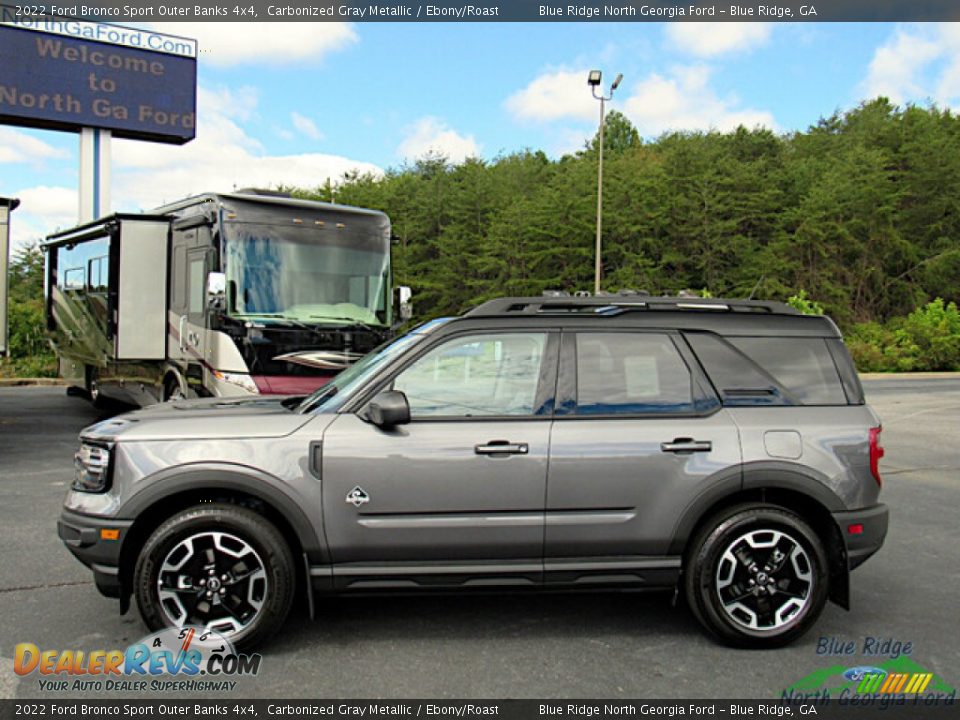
[85,366,108,409]
[164,376,186,402]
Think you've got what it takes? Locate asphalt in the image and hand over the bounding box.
[0,378,957,699]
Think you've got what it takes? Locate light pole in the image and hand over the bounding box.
[588,70,622,296]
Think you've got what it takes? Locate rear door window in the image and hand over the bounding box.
[574,332,695,415]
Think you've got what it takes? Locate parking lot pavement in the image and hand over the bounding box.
[0,380,957,699]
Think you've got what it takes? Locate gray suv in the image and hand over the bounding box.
[58,296,888,649]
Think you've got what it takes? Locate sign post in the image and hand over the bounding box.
[0,197,20,356]
[78,127,111,223]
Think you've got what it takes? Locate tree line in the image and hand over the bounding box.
[4,98,959,376]
[291,98,960,370]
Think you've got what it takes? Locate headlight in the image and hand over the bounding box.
[212,370,260,394]
[73,443,111,493]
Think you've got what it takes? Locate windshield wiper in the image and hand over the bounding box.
[280,395,306,410]
[308,315,376,332]
[279,316,329,336]
[298,384,338,413]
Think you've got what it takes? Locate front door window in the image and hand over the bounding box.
[393,332,548,417]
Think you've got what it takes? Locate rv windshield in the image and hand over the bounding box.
[224,222,390,326]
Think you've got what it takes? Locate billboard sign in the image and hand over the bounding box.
[0,14,197,144]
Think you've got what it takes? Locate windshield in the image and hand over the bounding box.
[224,221,390,325]
[298,317,453,414]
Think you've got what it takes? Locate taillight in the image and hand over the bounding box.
[869,426,884,487]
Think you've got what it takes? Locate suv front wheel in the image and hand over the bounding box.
[134,503,295,650]
[685,504,829,648]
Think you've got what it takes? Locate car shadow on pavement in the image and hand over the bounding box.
[269,589,703,650]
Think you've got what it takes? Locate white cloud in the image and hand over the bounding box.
[397,117,479,163]
[291,112,325,141]
[504,63,774,145]
[7,186,77,251]
[862,28,944,103]
[934,24,960,100]
[621,65,776,136]
[665,22,772,57]
[111,85,380,210]
[0,128,69,164]
[114,86,261,172]
[148,23,357,66]
[7,84,381,249]
[858,23,960,110]
[505,69,597,123]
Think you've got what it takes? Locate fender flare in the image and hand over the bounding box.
[119,463,325,560]
[667,461,845,556]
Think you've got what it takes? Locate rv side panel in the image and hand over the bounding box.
[116,219,169,360]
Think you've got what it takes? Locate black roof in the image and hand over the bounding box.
[467,296,799,317]
[456,296,839,338]
[43,213,169,246]
[151,192,388,220]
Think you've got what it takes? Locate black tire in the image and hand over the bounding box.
[134,503,295,651]
[684,503,828,649]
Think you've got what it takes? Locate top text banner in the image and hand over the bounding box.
[0,0,957,22]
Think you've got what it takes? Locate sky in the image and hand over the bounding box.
[4,21,960,251]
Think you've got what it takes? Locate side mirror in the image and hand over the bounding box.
[367,390,410,428]
[207,272,226,311]
[394,286,413,322]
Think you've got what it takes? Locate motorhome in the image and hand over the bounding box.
[43,190,408,406]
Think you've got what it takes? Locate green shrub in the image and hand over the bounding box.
[847,298,960,372]
[7,298,49,359]
[787,290,825,316]
[896,298,960,371]
[846,322,908,372]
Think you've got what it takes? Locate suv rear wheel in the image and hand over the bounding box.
[134,503,295,650]
[685,503,828,648]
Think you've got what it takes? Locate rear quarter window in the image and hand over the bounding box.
[685,333,850,406]
[728,337,846,405]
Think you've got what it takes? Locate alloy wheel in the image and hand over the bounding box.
[157,531,268,636]
[714,528,814,632]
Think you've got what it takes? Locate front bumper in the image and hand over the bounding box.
[58,508,133,598]
[833,503,889,570]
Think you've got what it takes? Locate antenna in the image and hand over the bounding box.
[747,275,764,300]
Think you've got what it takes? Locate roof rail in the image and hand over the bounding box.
[465,296,801,317]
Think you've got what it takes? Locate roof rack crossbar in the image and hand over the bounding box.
[465,296,800,317]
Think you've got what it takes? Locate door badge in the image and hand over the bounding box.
[346,486,370,507]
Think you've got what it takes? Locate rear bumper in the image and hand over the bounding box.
[58,509,133,599]
[833,503,889,571]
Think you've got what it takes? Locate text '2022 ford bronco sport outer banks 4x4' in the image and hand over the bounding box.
[59,296,888,650]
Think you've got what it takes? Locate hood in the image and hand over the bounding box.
[80,396,314,443]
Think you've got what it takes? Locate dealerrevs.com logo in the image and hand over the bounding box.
[14,627,261,693]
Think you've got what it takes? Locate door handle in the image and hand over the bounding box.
[660,438,712,454]
[178,315,187,352]
[475,440,529,456]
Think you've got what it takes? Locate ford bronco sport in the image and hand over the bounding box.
[59,296,888,649]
